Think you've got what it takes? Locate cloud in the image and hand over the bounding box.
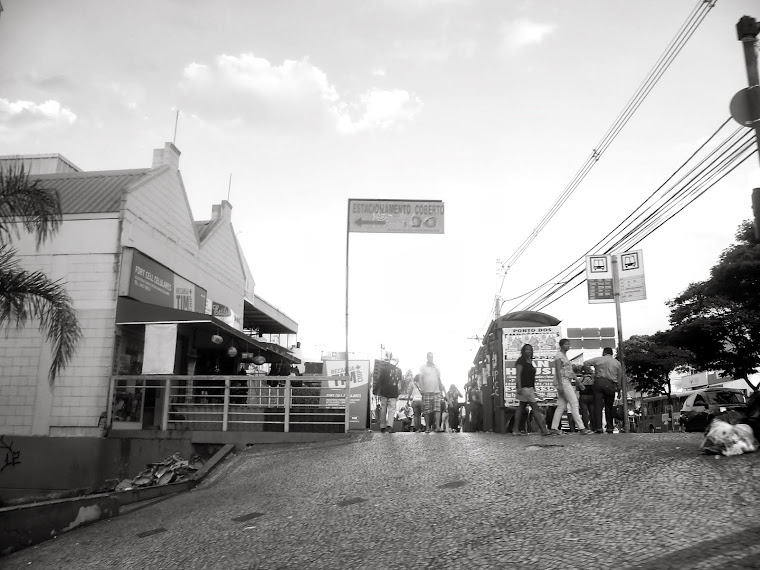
[500,18,557,53]
[178,53,421,134]
[335,89,422,134]
[0,98,77,132]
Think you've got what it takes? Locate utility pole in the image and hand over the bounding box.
[736,15,760,239]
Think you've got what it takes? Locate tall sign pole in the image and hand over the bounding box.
[611,256,630,432]
[344,201,351,431]
[734,16,760,239]
[345,199,445,432]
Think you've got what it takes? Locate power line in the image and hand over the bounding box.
[495,0,716,296]
[524,129,754,312]
[510,124,756,313]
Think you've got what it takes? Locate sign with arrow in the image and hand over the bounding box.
[348,199,445,234]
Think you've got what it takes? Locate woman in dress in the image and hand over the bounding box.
[512,344,550,436]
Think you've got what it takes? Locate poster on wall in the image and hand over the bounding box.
[502,326,561,406]
[142,324,178,374]
[322,359,369,430]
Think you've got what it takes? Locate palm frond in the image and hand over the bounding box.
[0,245,82,383]
[0,164,62,248]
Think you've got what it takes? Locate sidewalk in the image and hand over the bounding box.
[3,432,759,569]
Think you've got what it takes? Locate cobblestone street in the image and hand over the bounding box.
[5,431,760,570]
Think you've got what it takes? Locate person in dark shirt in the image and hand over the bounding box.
[376,361,402,433]
[512,344,550,436]
[577,366,596,432]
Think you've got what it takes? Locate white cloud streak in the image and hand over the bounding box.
[500,18,557,53]
[179,53,421,134]
[0,98,77,130]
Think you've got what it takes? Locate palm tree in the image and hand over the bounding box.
[0,164,82,383]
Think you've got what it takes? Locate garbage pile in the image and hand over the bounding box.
[115,452,205,491]
[701,392,760,457]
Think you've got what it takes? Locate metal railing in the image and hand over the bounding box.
[107,375,348,432]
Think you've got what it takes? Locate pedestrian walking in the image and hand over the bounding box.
[447,384,464,432]
[550,339,593,435]
[512,344,550,436]
[577,367,596,432]
[419,352,443,433]
[440,396,449,432]
[585,347,623,433]
[408,375,424,432]
[468,379,483,432]
[375,359,402,433]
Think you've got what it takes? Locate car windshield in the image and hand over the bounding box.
[709,391,746,405]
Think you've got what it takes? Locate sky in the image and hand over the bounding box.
[1,0,759,391]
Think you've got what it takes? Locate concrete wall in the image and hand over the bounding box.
[0,434,201,505]
[0,217,121,435]
[0,436,122,503]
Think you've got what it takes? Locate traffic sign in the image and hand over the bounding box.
[730,88,759,127]
[348,199,445,234]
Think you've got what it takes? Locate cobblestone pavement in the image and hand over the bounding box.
[5,431,760,569]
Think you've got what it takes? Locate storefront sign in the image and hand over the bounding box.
[212,301,243,331]
[322,359,369,430]
[121,248,207,312]
[502,326,561,405]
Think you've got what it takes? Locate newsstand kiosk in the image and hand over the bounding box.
[477,311,562,434]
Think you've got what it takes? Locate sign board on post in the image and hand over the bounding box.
[585,251,646,304]
[348,199,445,234]
[586,255,614,303]
[322,359,369,430]
[618,249,646,302]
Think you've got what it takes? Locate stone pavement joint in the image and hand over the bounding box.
[336,497,367,507]
[626,524,760,569]
[135,527,167,538]
[230,512,265,522]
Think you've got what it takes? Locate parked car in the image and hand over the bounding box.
[679,388,747,432]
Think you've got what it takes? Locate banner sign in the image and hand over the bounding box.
[502,326,561,405]
[348,199,445,234]
[122,248,207,312]
[212,301,243,331]
[322,359,370,430]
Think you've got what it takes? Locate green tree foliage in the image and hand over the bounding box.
[622,332,693,397]
[0,165,82,383]
[667,221,760,392]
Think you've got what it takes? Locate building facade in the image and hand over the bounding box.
[0,142,297,436]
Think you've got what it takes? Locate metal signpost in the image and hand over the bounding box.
[344,199,445,430]
[585,250,646,432]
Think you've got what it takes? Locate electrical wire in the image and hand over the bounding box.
[495,0,716,295]
[522,130,754,312]
[512,125,757,313]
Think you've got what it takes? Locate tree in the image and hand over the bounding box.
[0,164,82,383]
[622,332,693,397]
[622,332,692,430]
[667,221,760,392]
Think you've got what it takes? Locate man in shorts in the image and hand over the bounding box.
[419,352,444,433]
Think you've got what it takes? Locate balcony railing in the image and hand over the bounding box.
[107,375,349,433]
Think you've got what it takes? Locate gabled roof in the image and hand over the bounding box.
[194,219,219,242]
[30,169,151,214]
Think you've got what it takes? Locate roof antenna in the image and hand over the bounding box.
[227,173,232,201]
[173,109,180,144]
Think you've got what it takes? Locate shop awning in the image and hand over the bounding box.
[115,297,300,364]
[243,295,298,335]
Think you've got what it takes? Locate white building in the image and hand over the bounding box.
[0,143,298,436]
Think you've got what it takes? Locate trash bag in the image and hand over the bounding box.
[700,418,759,457]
